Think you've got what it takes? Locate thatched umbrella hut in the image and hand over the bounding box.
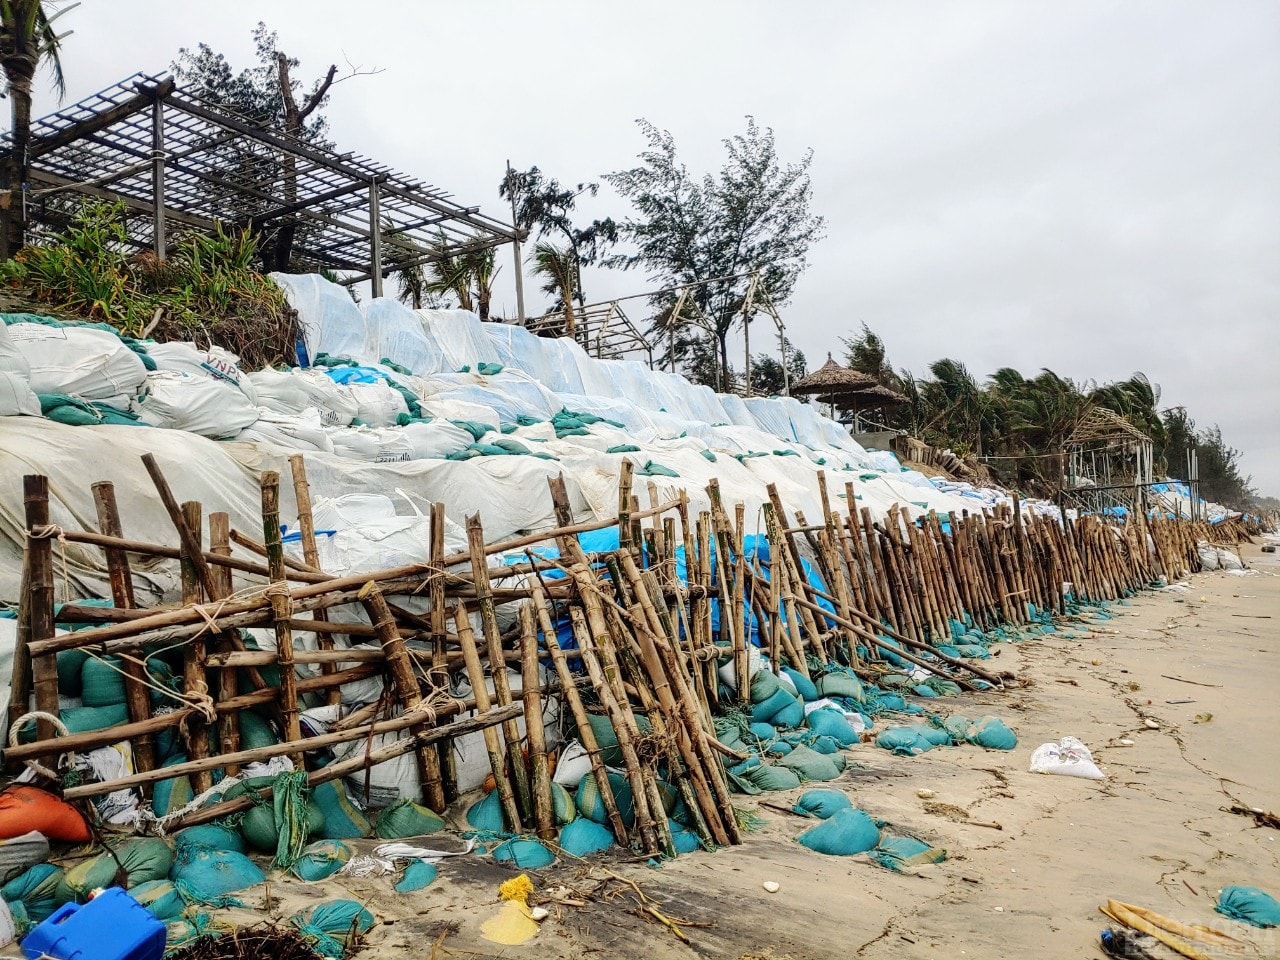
[790,354,878,407]
[839,383,908,428]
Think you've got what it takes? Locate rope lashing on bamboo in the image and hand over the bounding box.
[7,711,71,781]
[27,524,72,603]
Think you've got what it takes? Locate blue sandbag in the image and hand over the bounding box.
[771,696,805,729]
[1215,886,1280,927]
[966,716,1018,750]
[912,684,938,698]
[171,847,264,903]
[748,722,778,742]
[394,860,438,893]
[875,728,936,756]
[750,688,799,725]
[870,835,947,871]
[173,824,244,855]
[466,791,506,833]
[670,824,701,854]
[796,808,881,856]
[805,708,860,747]
[558,817,615,857]
[782,667,819,702]
[492,838,555,869]
[793,789,852,820]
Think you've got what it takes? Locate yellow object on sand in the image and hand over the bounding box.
[483,873,539,946]
[1100,899,1246,960]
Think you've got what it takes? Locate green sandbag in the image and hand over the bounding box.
[777,744,846,782]
[491,437,532,455]
[465,790,506,833]
[291,840,353,881]
[272,771,323,869]
[550,782,577,826]
[748,722,778,742]
[1215,886,1280,928]
[796,808,881,856]
[311,781,371,840]
[128,879,186,921]
[170,847,264,903]
[771,696,805,729]
[793,789,852,820]
[151,755,194,818]
[875,728,936,756]
[727,759,802,795]
[80,656,127,707]
[56,649,90,696]
[700,449,718,462]
[606,444,641,454]
[394,860,438,893]
[492,838,555,869]
[870,835,947,872]
[576,772,635,827]
[584,712,652,767]
[751,688,799,726]
[238,711,278,749]
[782,667,819,701]
[817,671,864,703]
[57,838,173,903]
[374,799,445,839]
[966,716,1018,750]
[17,704,128,742]
[750,669,783,704]
[241,805,278,853]
[956,643,989,659]
[805,708,860,747]
[558,817,615,857]
[909,725,953,747]
[640,460,679,478]
[1,863,64,923]
[806,734,842,755]
[291,899,375,959]
[670,824,701,854]
[173,824,244,855]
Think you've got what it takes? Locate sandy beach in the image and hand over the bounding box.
[179,540,1276,960]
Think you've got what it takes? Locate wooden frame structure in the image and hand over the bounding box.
[3,73,518,297]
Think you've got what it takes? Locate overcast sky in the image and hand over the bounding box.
[34,1,1280,494]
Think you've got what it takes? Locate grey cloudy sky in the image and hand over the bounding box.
[38,1,1280,493]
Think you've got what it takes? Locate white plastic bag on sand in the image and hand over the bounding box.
[551,739,592,789]
[1217,548,1243,572]
[8,323,147,400]
[135,370,260,438]
[1029,736,1105,779]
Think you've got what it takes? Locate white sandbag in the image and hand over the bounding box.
[0,371,39,417]
[8,323,147,400]
[326,426,414,463]
[146,341,258,404]
[370,428,413,463]
[236,408,334,453]
[135,371,260,438]
[347,381,409,427]
[270,271,367,362]
[399,419,473,459]
[0,320,30,380]
[1217,548,1244,572]
[1196,540,1219,571]
[551,739,592,789]
[248,368,358,426]
[1029,736,1105,779]
[304,492,432,575]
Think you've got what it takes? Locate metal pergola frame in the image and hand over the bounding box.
[4,73,518,295]
[524,299,653,363]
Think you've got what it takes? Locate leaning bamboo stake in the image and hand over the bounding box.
[22,476,58,746]
[428,501,457,805]
[208,511,240,777]
[288,455,339,705]
[141,453,220,601]
[91,480,155,779]
[452,604,522,833]
[518,605,555,840]
[526,579,629,846]
[466,514,534,824]
[179,501,213,793]
[261,475,303,771]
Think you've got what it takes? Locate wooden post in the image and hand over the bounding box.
[208,511,239,777]
[519,605,555,840]
[260,474,303,770]
[22,476,58,745]
[91,481,155,779]
[288,455,338,701]
[179,501,213,792]
[428,501,457,804]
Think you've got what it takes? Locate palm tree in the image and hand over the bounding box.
[422,231,473,312]
[1,0,73,257]
[530,241,579,337]
[462,245,499,321]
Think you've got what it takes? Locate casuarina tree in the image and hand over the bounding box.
[605,117,824,392]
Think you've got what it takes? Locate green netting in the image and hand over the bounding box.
[128,879,186,921]
[170,847,263,904]
[272,771,319,869]
[291,900,375,959]
[1215,886,1280,928]
[393,860,438,892]
[796,808,880,856]
[1,863,64,924]
[492,838,555,869]
[374,799,445,839]
[291,840,353,881]
[310,781,371,840]
[558,817,614,857]
[57,838,173,903]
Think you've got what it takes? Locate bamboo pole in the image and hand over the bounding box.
[260,475,302,771]
[179,500,213,793]
[22,476,58,746]
[428,501,457,804]
[209,511,240,778]
[519,604,555,840]
[288,455,339,704]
